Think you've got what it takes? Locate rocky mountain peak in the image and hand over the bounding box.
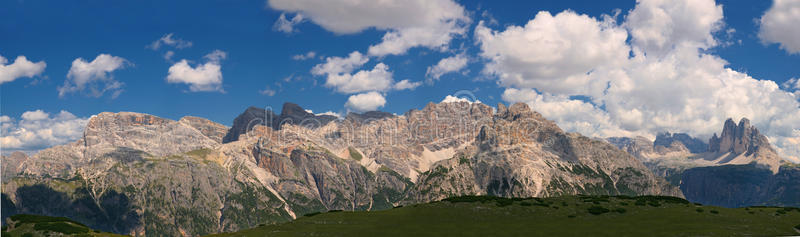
[653,140,690,154]
[223,103,339,143]
[346,111,394,123]
[607,136,654,158]
[280,102,310,118]
[496,102,542,121]
[653,132,707,154]
[81,111,223,158]
[496,103,507,115]
[222,106,274,143]
[410,100,493,121]
[708,117,772,156]
[87,112,170,130]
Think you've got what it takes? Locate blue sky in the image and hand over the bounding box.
[2,0,800,160]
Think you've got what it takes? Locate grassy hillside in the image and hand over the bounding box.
[2,214,125,237]
[209,195,800,236]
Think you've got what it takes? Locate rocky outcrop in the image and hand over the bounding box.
[702,118,783,173]
[708,118,773,156]
[222,106,273,143]
[179,116,229,143]
[1,152,28,180]
[222,103,338,143]
[277,103,338,127]
[607,136,655,159]
[345,111,395,124]
[654,132,707,154]
[82,112,222,157]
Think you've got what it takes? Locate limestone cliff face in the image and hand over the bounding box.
[406,103,680,202]
[1,152,28,180]
[179,116,229,143]
[2,101,679,236]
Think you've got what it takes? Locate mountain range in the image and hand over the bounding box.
[1,101,794,236]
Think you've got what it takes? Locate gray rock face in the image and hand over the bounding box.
[277,102,338,127]
[607,136,656,158]
[708,118,773,156]
[82,112,221,158]
[345,111,395,124]
[1,152,28,180]
[223,106,272,143]
[222,103,338,143]
[654,132,707,154]
[3,101,680,236]
[179,116,229,143]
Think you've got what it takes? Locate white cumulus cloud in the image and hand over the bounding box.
[624,0,723,57]
[426,54,468,82]
[758,0,800,54]
[311,51,369,76]
[441,95,481,104]
[166,50,226,92]
[312,51,420,94]
[310,51,424,110]
[476,10,629,95]
[59,54,128,98]
[316,111,343,118]
[345,91,386,112]
[268,0,470,56]
[1,110,88,155]
[393,79,422,90]
[324,63,394,94]
[0,54,46,85]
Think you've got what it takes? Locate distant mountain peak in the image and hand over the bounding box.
[280,102,308,117]
[223,102,340,143]
[345,111,394,123]
[654,132,708,154]
[708,117,772,156]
